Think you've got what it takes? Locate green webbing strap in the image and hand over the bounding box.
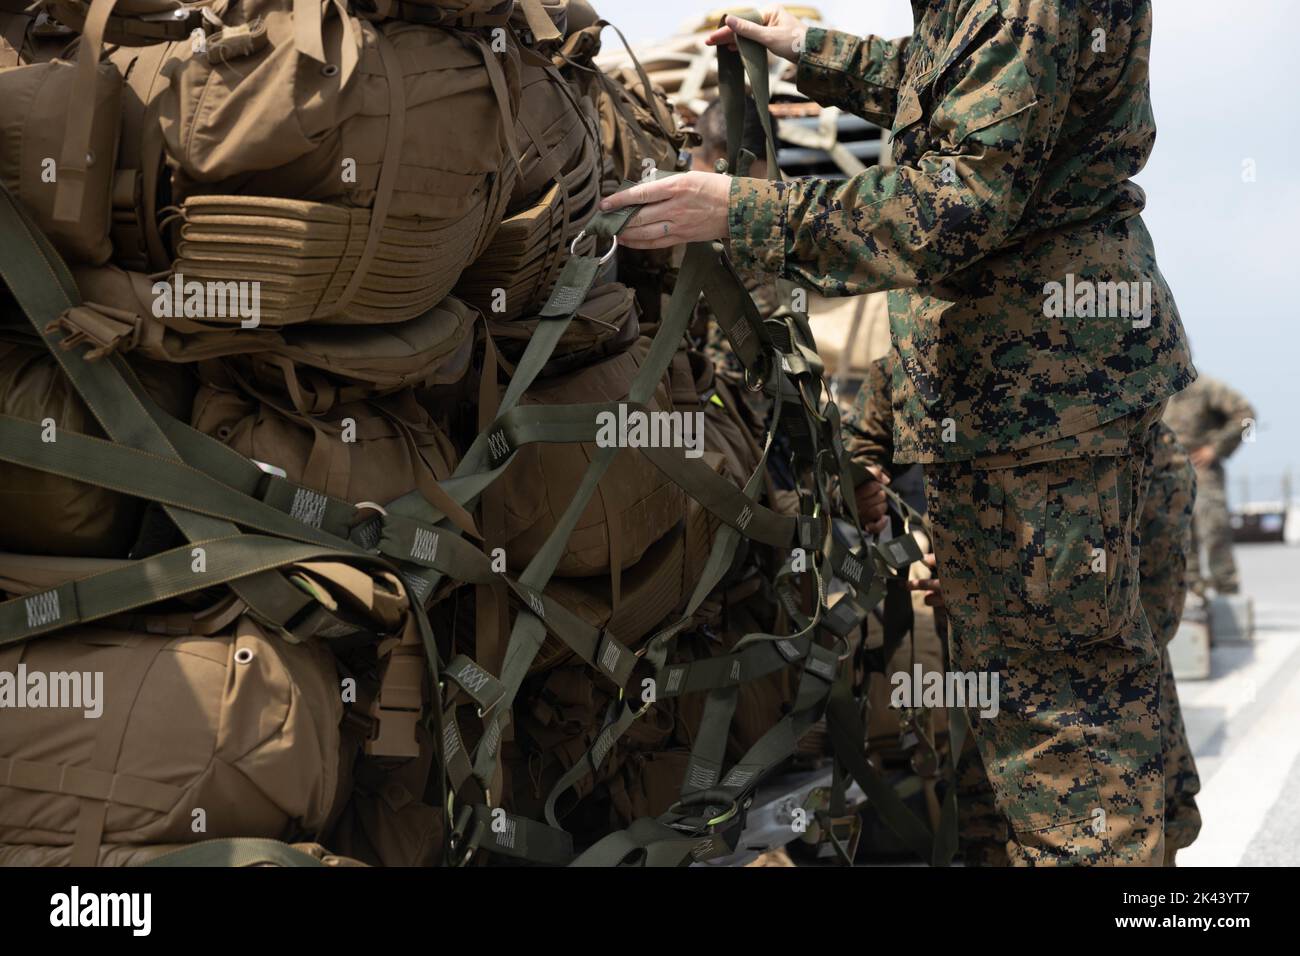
[470,241,717,797]
[466,804,575,866]
[697,244,775,384]
[716,10,782,179]
[824,671,936,864]
[0,182,313,633]
[0,416,371,557]
[380,514,636,688]
[570,816,713,867]
[0,535,373,647]
[680,686,741,799]
[140,838,327,868]
[542,698,639,828]
[380,201,643,599]
[539,360,790,833]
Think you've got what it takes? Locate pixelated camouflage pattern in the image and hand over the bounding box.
[726,0,1193,463]
[1189,463,1238,594]
[843,354,895,479]
[848,357,1200,862]
[923,405,1166,864]
[1164,375,1252,593]
[1163,374,1255,460]
[1163,376,1251,592]
[1140,424,1195,647]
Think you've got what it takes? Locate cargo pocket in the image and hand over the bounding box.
[988,457,1123,651]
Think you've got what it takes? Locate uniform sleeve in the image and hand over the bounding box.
[729,0,1078,295]
[795,27,912,128]
[1207,381,1256,459]
[843,355,896,479]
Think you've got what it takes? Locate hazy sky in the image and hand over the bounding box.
[603,0,1299,503]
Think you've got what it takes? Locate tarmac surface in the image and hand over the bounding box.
[1178,542,1300,867]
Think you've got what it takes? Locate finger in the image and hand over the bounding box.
[620,222,678,244]
[619,233,680,251]
[599,179,674,212]
[725,14,769,44]
[704,26,736,48]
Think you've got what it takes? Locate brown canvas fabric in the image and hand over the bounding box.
[0,58,121,264]
[0,7,75,66]
[487,281,637,378]
[0,615,345,865]
[495,335,685,579]
[507,59,596,214]
[191,371,458,506]
[0,337,194,557]
[58,263,476,391]
[156,7,521,324]
[455,130,600,321]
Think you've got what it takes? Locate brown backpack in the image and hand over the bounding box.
[494,335,685,580]
[0,58,122,264]
[191,364,459,507]
[0,597,344,865]
[56,263,477,391]
[0,336,194,557]
[155,6,521,324]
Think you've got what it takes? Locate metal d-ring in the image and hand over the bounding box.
[570,231,619,264]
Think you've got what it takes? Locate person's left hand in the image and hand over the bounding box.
[1189,445,1218,469]
[598,172,732,249]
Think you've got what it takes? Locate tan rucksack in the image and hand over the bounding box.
[155,8,521,325]
[191,365,460,507]
[0,57,122,264]
[454,62,601,322]
[0,335,193,557]
[0,549,431,866]
[0,587,345,866]
[494,335,685,580]
[58,262,477,390]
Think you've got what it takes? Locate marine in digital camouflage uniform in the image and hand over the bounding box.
[846,352,1202,864]
[727,0,1195,864]
[1163,375,1255,595]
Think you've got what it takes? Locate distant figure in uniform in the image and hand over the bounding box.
[1164,376,1256,596]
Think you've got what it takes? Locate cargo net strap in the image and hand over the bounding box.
[0,9,947,859]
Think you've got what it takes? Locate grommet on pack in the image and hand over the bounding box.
[234,647,255,664]
[321,63,339,77]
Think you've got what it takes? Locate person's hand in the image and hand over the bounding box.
[1190,445,1218,469]
[906,554,945,608]
[598,172,731,250]
[706,7,809,64]
[854,464,890,536]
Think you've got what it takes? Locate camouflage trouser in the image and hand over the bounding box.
[1140,427,1202,856]
[927,407,1166,865]
[954,422,1203,865]
[1189,462,1239,594]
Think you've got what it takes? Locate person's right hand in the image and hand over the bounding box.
[706,7,809,64]
[906,554,946,609]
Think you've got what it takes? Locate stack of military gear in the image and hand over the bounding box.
[0,1,941,868]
